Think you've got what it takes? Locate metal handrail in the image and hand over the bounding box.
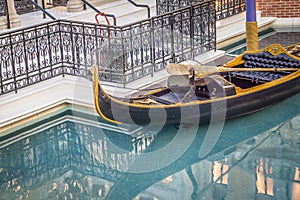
[0,1,216,95]
[81,0,117,25]
[26,0,56,20]
[95,12,110,25]
[127,0,150,18]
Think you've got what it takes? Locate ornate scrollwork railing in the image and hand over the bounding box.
[156,0,245,20]
[0,0,5,16]
[0,0,216,95]
[14,0,37,14]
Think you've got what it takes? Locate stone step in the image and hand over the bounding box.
[69,0,156,26]
[217,11,277,48]
[17,0,156,28]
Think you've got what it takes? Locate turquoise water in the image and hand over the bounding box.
[1,93,300,199]
[222,28,300,55]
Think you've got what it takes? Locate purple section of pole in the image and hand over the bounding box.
[246,0,257,22]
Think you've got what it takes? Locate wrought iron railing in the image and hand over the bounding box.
[216,0,245,20]
[156,0,245,20]
[14,0,37,15]
[1,0,43,15]
[45,0,68,7]
[0,0,5,16]
[0,0,8,29]
[0,0,216,95]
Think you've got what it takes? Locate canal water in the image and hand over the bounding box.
[1,27,300,200]
[222,28,300,55]
[1,92,300,200]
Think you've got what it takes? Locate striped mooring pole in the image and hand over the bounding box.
[246,0,259,51]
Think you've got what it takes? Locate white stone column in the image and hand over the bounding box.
[0,16,7,30]
[90,0,106,7]
[67,0,84,12]
[37,0,49,9]
[7,0,21,28]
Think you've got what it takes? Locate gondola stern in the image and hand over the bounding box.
[226,43,300,68]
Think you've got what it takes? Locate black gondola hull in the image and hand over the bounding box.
[94,43,300,126]
[97,75,300,126]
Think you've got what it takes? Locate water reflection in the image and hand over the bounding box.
[226,29,300,55]
[0,118,156,200]
[1,93,300,200]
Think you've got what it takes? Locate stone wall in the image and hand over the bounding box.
[256,0,300,18]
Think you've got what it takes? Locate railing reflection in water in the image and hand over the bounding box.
[0,118,155,199]
[1,113,300,199]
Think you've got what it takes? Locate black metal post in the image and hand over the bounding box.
[42,0,46,19]
[170,14,175,63]
[127,0,150,18]
[8,35,17,93]
[150,17,155,77]
[213,1,217,51]
[190,6,194,60]
[80,0,117,26]
[27,0,56,20]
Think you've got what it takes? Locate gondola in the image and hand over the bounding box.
[92,43,300,126]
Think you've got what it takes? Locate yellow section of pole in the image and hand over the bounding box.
[246,22,259,51]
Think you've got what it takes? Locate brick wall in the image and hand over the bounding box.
[256,0,300,18]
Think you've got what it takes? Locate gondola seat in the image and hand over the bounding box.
[167,75,192,94]
[194,75,236,98]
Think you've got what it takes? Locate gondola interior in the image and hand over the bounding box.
[129,46,300,105]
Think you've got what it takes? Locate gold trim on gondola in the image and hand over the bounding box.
[91,43,300,125]
[91,66,122,124]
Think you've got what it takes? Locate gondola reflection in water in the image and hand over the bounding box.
[92,43,300,126]
[1,95,300,199]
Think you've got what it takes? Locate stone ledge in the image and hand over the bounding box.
[271,18,300,32]
[0,76,95,130]
[217,12,277,49]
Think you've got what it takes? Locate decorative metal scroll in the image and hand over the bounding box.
[0,0,5,16]
[156,0,245,20]
[0,0,216,95]
[46,0,68,6]
[98,0,216,83]
[216,0,245,20]
[14,0,36,14]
